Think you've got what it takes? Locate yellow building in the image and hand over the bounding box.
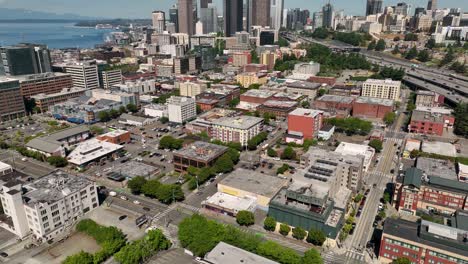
[260,51,277,71]
[179,81,208,97]
[217,168,287,209]
[236,72,267,88]
[362,79,401,101]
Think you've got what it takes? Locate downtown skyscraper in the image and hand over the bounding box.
[178,0,195,35]
[248,0,271,29]
[366,0,383,16]
[224,0,243,37]
[152,11,166,34]
[270,0,284,30]
[427,0,437,11]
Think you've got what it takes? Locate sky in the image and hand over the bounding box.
[1,0,467,19]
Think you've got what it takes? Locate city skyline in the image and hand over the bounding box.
[0,0,466,19]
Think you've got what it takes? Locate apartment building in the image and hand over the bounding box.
[211,116,264,146]
[287,108,324,142]
[100,69,122,89]
[179,81,209,97]
[167,96,197,123]
[236,72,267,88]
[31,87,88,112]
[361,79,401,101]
[0,170,98,240]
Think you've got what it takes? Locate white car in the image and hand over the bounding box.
[120,196,128,201]
[133,200,140,205]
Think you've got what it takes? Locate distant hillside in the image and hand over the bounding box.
[0,8,100,20]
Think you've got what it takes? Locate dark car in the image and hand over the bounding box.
[118,215,127,221]
[0,252,8,258]
[143,207,150,212]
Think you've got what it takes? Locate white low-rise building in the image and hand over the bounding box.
[113,79,156,94]
[0,170,98,241]
[167,96,197,123]
[335,142,375,172]
[67,138,124,166]
[143,104,168,118]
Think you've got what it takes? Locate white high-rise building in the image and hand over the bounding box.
[152,11,166,33]
[196,21,204,35]
[270,0,284,29]
[167,96,197,123]
[101,69,122,89]
[0,170,98,240]
[200,3,218,34]
[362,79,401,101]
[65,64,99,89]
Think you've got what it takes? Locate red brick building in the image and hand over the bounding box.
[308,76,336,86]
[352,96,394,119]
[379,218,468,264]
[240,89,276,105]
[287,108,324,140]
[244,63,268,73]
[409,110,455,136]
[17,72,73,98]
[396,168,468,216]
[97,130,131,145]
[257,100,298,118]
[313,95,354,118]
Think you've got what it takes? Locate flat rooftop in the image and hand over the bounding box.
[67,138,124,165]
[416,157,457,180]
[272,92,303,100]
[31,87,88,99]
[286,81,321,90]
[109,160,159,179]
[289,108,323,118]
[173,141,228,162]
[355,96,394,106]
[316,95,355,104]
[99,129,129,138]
[241,89,276,98]
[219,168,287,198]
[205,242,279,264]
[421,141,457,157]
[14,72,70,82]
[23,170,93,205]
[415,106,452,115]
[363,79,401,86]
[260,100,298,108]
[212,115,263,130]
[411,110,447,123]
[204,192,257,213]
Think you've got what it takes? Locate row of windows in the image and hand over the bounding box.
[428,250,466,263]
[385,238,420,251]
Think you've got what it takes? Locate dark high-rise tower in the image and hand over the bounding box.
[200,0,212,9]
[322,3,335,29]
[0,44,51,76]
[427,0,437,11]
[248,0,271,29]
[178,0,195,35]
[366,0,383,16]
[169,5,179,32]
[224,0,243,37]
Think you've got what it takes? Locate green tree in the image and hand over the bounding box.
[425,38,436,49]
[267,147,277,157]
[369,139,383,153]
[383,191,391,203]
[311,27,329,39]
[393,36,401,41]
[155,184,184,204]
[119,105,127,114]
[141,180,162,198]
[159,136,183,150]
[307,228,326,246]
[281,146,296,160]
[264,216,276,231]
[196,105,203,114]
[384,112,396,126]
[440,45,455,66]
[302,249,323,264]
[301,100,310,108]
[236,211,255,226]
[375,39,386,51]
[404,33,418,41]
[292,227,307,240]
[392,257,411,264]
[126,103,138,113]
[453,103,468,138]
[228,98,240,108]
[354,193,364,203]
[63,251,94,264]
[127,176,147,195]
[275,37,289,47]
[214,154,235,173]
[159,116,169,124]
[417,50,430,62]
[367,40,376,50]
[392,44,400,55]
[98,111,111,122]
[90,125,104,135]
[276,164,290,175]
[279,223,291,236]
[109,109,120,119]
[47,156,68,167]
[405,46,418,60]
[318,88,327,97]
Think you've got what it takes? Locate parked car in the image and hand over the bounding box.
[118,215,127,221]
[0,252,8,258]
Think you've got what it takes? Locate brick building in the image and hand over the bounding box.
[308,76,336,86]
[313,95,354,118]
[96,130,131,145]
[173,141,228,172]
[16,72,73,98]
[352,96,394,119]
[379,218,468,264]
[257,100,298,118]
[287,108,324,141]
[0,78,26,121]
[243,63,267,73]
[409,109,455,136]
[415,91,444,107]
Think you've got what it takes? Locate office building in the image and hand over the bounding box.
[314,95,355,117]
[379,218,468,264]
[0,170,98,240]
[0,44,52,76]
[322,3,335,29]
[236,72,267,88]
[293,61,320,76]
[259,50,277,71]
[224,0,243,37]
[361,79,401,101]
[179,81,209,97]
[31,88,89,112]
[408,109,455,136]
[285,81,321,99]
[427,0,437,11]
[178,0,195,35]
[414,14,433,32]
[167,96,197,123]
[173,141,228,172]
[248,0,270,28]
[0,78,26,121]
[257,100,298,118]
[113,79,156,94]
[211,116,264,146]
[152,11,166,33]
[200,3,218,34]
[64,64,100,90]
[229,52,252,67]
[270,0,284,29]
[335,142,375,172]
[25,126,90,157]
[312,11,323,29]
[169,5,179,33]
[366,0,383,16]
[100,70,122,89]
[16,72,73,98]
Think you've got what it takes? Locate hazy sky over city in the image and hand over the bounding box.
[1,0,467,19]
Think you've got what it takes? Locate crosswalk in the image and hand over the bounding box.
[178,203,200,213]
[344,250,366,264]
[321,251,346,264]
